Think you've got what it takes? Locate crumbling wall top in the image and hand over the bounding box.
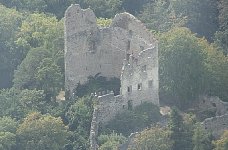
[202,113,228,138]
[64,4,97,34]
[111,12,156,44]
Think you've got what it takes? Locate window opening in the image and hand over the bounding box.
[126,53,130,61]
[140,46,144,51]
[127,40,130,51]
[127,86,132,93]
[138,83,142,90]
[212,103,216,107]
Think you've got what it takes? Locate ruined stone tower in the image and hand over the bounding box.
[64,4,158,94]
[65,4,159,150]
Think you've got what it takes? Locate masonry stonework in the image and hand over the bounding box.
[199,95,228,139]
[202,114,228,138]
[65,3,159,123]
[65,4,157,93]
[64,4,228,150]
[199,95,228,116]
[64,4,159,150]
[121,47,159,107]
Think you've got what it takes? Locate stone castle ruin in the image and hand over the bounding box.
[65,5,228,150]
[64,4,159,149]
[199,96,228,138]
[65,4,159,112]
[64,4,228,150]
[64,4,158,94]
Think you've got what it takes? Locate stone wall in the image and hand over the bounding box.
[96,91,126,124]
[199,96,228,139]
[65,4,159,150]
[121,47,159,107]
[202,114,228,138]
[199,95,228,116]
[64,4,156,93]
[89,108,99,150]
[93,45,159,124]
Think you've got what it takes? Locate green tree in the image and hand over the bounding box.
[20,0,47,12]
[0,116,18,150]
[193,123,213,150]
[214,0,228,55]
[15,13,64,52]
[140,0,219,41]
[0,5,24,88]
[13,47,50,89]
[16,112,69,150]
[74,75,120,97]
[97,18,112,27]
[66,96,93,131]
[217,0,228,31]
[201,40,228,101]
[132,126,173,150]
[84,0,122,18]
[14,51,63,99]
[0,0,71,19]
[35,58,63,98]
[214,30,228,55]
[133,102,161,126]
[104,102,161,136]
[0,116,18,133]
[65,96,93,150]
[0,132,16,150]
[0,88,23,119]
[121,0,149,15]
[18,89,46,113]
[98,133,126,150]
[139,0,185,32]
[66,127,89,150]
[159,27,206,107]
[213,130,228,150]
[13,13,65,96]
[169,108,193,150]
[172,0,219,41]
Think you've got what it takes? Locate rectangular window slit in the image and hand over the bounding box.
[138,83,142,90]
[127,86,132,93]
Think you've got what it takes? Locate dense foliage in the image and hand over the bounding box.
[103,102,161,136]
[213,130,228,150]
[159,27,228,107]
[133,126,173,150]
[73,74,120,97]
[0,0,227,149]
[16,112,69,150]
[192,123,213,150]
[98,133,126,150]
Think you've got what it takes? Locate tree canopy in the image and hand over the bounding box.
[16,112,69,150]
[0,0,227,149]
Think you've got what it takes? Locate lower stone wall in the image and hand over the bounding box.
[89,108,99,150]
[89,90,160,150]
[89,92,126,150]
[202,113,228,138]
[199,95,228,116]
[97,92,126,124]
